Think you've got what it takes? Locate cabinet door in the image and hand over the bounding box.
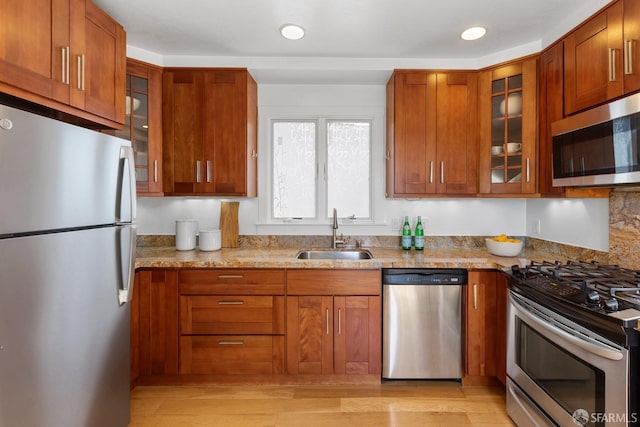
[79,0,125,124]
[623,0,640,93]
[564,1,624,115]
[479,59,537,195]
[134,270,180,377]
[495,273,509,386]
[333,296,381,375]
[286,296,334,375]
[115,59,163,195]
[539,43,566,196]
[389,71,437,196]
[162,70,204,194]
[465,271,497,384]
[202,70,248,195]
[435,72,478,194]
[0,0,69,103]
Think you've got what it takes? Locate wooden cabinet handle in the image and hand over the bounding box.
[218,340,244,345]
[326,308,330,335]
[473,283,478,310]
[625,39,635,75]
[429,161,434,184]
[609,48,618,82]
[218,301,244,305]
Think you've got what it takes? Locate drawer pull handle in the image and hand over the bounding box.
[218,301,244,305]
[218,275,244,279]
[218,340,244,345]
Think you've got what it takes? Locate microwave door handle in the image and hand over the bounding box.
[511,294,623,361]
[570,158,574,175]
[118,146,137,224]
[580,157,585,175]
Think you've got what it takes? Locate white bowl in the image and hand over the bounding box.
[486,238,523,257]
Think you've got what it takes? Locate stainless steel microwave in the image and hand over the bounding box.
[552,92,640,187]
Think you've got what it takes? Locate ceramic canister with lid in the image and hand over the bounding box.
[175,219,198,250]
[199,229,222,251]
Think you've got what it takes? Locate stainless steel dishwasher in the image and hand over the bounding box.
[382,268,468,379]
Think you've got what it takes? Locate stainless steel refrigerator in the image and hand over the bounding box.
[0,105,136,427]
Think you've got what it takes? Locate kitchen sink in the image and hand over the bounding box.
[295,249,373,260]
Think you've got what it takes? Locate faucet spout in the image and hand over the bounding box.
[331,208,344,249]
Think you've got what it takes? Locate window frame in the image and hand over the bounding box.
[258,105,384,228]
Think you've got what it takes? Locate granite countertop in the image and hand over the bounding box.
[135,245,554,270]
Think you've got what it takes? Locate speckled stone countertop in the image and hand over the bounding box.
[135,235,569,270]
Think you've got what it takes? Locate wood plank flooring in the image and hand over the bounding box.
[129,381,516,426]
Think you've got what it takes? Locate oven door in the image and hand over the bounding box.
[507,291,630,427]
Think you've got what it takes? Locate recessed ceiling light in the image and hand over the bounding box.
[280,24,305,40]
[460,26,487,41]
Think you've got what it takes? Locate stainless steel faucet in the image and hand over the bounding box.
[331,208,345,249]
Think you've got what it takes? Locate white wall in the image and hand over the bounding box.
[137,83,610,251]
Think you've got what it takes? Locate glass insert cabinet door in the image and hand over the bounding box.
[491,74,523,184]
[115,75,149,185]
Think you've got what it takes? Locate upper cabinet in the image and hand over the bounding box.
[162,68,257,196]
[386,70,478,197]
[478,58,537,195]
[0,0,125,128]
[115,59,163,196]
[564,0,640,115]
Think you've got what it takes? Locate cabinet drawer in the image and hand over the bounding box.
[179,335,285,375]
[179,269,285,295]
[287,269,381,295]
[180,295,284,335]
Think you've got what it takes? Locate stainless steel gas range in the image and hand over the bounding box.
[506,261,640,427]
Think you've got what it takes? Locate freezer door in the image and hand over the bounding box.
[0,226,133,427]
[0,105,136,235]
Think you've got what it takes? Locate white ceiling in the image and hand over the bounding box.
[94,0,611,84]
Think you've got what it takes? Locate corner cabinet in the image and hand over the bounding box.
[564,0,640,115]
[286,269,381,378]
[386,70,478,197]
[0,0,126,128]
[162,68,258,196]
[478,58,537,195]
[115,59,163,196]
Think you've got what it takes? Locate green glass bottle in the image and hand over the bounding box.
[401,216,412,250]
[414,216,424,251]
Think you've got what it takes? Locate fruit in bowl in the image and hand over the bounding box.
[486,234,523,257]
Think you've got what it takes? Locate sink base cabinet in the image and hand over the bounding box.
[285,269,382,378]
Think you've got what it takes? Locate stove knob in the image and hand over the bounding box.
[604,298,619,313]
[586,291,601,308]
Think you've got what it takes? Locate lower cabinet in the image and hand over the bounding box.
[131,269,180,387]
[286,269,382,377]
[464,270,508,386]
[178,269,286,375]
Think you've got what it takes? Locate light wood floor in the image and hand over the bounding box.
[129,381,516,426]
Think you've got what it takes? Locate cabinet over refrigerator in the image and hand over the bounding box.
[0,105,136,427]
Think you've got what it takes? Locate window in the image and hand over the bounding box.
[271,118,371,222]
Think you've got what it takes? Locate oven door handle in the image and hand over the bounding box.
[512,294,624,361]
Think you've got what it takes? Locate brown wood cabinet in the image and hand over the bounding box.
[385,70,478,197]
[178,269,285,375]
[115,59,163,195]
[564,0,640,115]
[478,58,537,195]
[286,269,381,376]
[162,68,257,196]
[130,269,179,386]
[538,42,566,196]
[0,0,125,128]
[464,270,506,386]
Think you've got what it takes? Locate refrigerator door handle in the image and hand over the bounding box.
[118,146,137,224]
[118,225,137,305]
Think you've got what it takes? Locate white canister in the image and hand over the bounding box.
[175,219,198,251]
[199,229,222,251]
